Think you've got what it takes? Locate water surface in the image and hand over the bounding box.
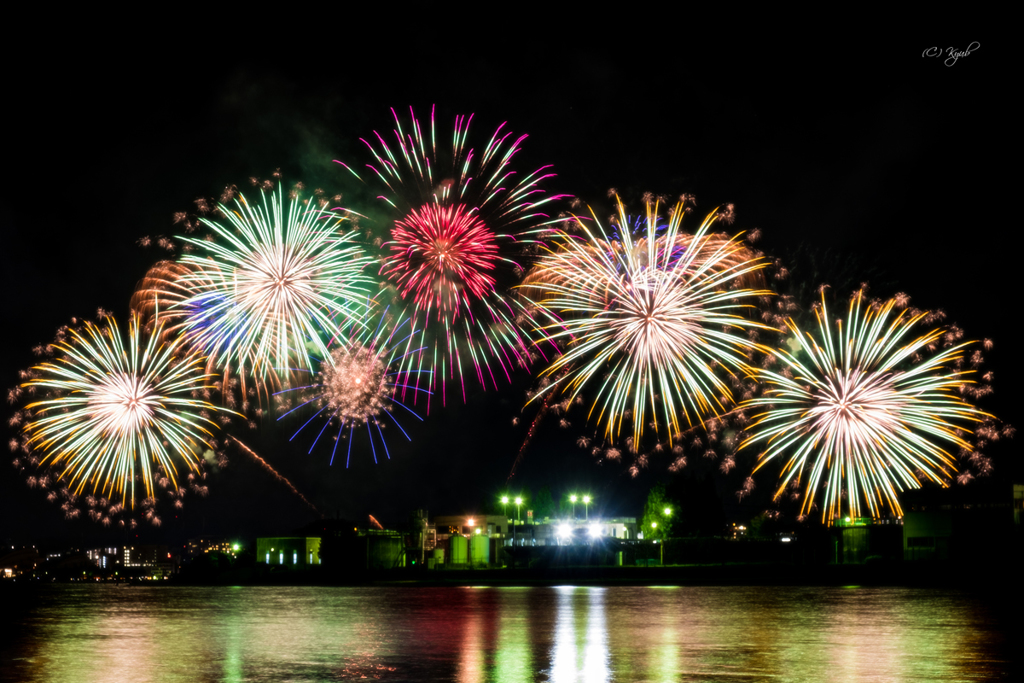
[0,584,1012,681]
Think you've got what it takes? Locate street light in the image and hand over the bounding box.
[570,494,577,520]
[500,495,509,521]
[514,496,523,546]
[650,521,661,567]
[583,495,592,520]
[656,507,672,565]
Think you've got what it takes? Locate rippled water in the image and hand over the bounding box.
[0,584,1012,681]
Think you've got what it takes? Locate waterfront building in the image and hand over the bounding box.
[256,537,322,568]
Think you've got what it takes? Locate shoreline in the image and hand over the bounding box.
[6,559,1007,589]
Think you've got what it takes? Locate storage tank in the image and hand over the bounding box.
[432,548,445,566]
[449,534,468,565]
[470,534,490,566]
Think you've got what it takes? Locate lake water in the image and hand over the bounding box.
[0,584,1013,681]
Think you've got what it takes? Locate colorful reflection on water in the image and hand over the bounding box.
[1,584,1012,681]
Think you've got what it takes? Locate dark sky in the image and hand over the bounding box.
[2,27,1011,548]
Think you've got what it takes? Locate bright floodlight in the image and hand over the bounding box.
[664,507,672,516]
[570,494,577,503]
[588,524,601,537]
[467,518,474,526]
[501,495,509,504]
[583,495,591,504]
[651,521,658,528]
[515,497,523,505]
[557,524,572,538]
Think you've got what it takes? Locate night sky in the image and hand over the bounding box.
[2,27,1011,548]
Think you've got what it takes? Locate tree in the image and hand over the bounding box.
[641,483,676,541]
[533,487,556,520]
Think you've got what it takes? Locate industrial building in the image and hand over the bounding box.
[419,513,638,568]
[256,537,322,568]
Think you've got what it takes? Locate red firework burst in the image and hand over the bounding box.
[381,204,499,315]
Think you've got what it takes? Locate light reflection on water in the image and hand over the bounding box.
[0,584,1011,682]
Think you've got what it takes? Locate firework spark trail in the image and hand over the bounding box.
[19,313,228,507]
[507,390,556,483]
[335,105,566,409]
[229,436,320,515]
[522,194,771,448]
[743,291,993,522]
[178,186,374,385]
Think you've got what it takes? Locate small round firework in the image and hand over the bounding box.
[319,344,390,423]
[276,304,426,466]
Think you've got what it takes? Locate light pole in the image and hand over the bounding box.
[570,494,577,520]
[583,495,592,520]
[659,508,672,565]
[514,497,523,546]
[500,496,510,551]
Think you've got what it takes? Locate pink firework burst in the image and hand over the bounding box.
[382,203,499,314]
[336,105,566,409]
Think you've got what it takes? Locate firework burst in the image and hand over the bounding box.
[336,106,565,408]
[13,313,230,509]
[523,194,771,448]
[177,185,374,385]
[129,260,207,342]
[275,304,426,466]
[742,291,993,522]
